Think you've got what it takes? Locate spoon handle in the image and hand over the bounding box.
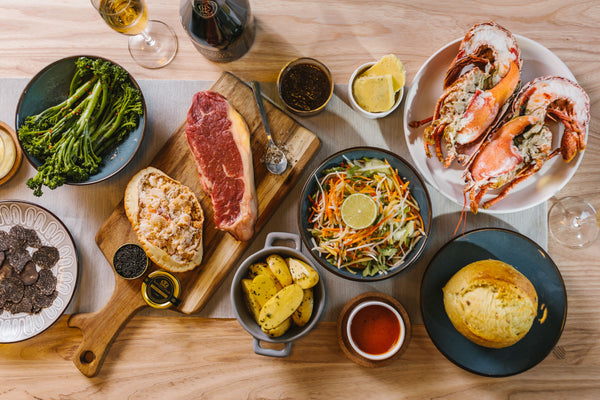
[251,81,273,141]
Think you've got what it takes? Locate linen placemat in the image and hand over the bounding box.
[0,78,547,323]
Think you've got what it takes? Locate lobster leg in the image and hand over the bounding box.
[468,182,494,214]
[409,116,433,129]
[434,123,447,162]
[547,107,587,162]
[482,159,546,209]
[443,141,456,168]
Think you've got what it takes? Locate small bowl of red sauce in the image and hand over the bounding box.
[277,57,334,117]
[338,292,411,365]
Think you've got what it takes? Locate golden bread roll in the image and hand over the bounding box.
[442,259,538,348]
[124,167,204,273]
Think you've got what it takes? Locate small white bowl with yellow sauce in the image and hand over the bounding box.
[0,120,21,186]
[348,55,405,119]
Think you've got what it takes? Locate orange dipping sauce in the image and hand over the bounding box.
[350,304,401,355]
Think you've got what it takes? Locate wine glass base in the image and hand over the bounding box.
[128,20,178,69]
[548,196,599,248]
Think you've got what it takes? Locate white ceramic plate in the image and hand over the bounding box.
[404,35,585,213]
[0,201,78,343]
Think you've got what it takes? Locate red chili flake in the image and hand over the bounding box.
[49,129,53,133]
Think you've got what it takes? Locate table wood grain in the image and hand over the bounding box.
[1,0,599,398]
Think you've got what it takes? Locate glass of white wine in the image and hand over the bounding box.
[91,0,178,69]
[548,196,599,248]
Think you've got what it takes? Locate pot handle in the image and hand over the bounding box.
[264,232,301,251]
[253,338,292,358]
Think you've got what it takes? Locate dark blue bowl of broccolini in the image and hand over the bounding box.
[15,55,146,196]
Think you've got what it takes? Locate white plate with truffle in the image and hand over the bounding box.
[0,201,78,343]
[420,228,567,377]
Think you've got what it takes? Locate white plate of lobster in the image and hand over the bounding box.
[404,22,590,214]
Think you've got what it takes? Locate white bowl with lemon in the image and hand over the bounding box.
[349,54,406,119]
[298,147,432,282]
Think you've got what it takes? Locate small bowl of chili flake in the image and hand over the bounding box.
[277,57,334,117]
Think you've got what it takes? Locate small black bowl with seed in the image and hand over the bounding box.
[277,57,334,117]
[113,243,149,280]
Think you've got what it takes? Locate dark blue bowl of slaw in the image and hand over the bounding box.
[298,147,432,282]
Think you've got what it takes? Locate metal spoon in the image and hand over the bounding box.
[251,81,288,175]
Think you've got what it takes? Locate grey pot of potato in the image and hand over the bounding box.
[231,232,326,357]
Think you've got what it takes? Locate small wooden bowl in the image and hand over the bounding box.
[337,292,412,367]
[0,120,22,186]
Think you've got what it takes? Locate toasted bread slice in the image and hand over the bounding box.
[124,167,204,273]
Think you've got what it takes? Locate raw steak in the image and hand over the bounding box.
[185,91,257,241]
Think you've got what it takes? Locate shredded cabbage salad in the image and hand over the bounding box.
[308,157,425,277]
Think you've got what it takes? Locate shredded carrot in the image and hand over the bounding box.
[307,157,425,277]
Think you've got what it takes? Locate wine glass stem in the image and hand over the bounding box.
[139,28,156,47]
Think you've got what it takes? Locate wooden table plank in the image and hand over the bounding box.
[0,0,599,398]
[1,315,599,399]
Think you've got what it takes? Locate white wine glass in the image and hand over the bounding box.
[91,0,178,69]
[548,196,599,248]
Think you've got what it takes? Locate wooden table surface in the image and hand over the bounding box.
[1,1,599,398]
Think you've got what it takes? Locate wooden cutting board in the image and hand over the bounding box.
[67,72,321,377]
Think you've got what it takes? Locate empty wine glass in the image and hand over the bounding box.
[548,196,599,248]
[91,0,178,69]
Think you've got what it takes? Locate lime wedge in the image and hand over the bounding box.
[341,193,378,230]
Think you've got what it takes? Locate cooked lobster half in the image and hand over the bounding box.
[464,76,590,213]
[412,21,523,167]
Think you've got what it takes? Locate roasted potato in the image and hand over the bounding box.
[266,254,293,287]
[251,273,280,307]
[287,257,319,289]
[292,288,314,327]
[249,262,283,290]
[261,318,292,338]
[241,278,261,323]
[259,284,303,330]
[248,262,269,278]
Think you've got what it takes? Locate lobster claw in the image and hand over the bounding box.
[454,60,521,150]
[465,115,539,214]
[470,115,539,181]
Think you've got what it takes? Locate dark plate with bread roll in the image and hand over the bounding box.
[420,228,567,377]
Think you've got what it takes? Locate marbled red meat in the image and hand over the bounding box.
[185,91,257,241]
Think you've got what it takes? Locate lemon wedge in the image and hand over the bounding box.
[341,193,378,230]
[352,74,396,113]
[362,54,406,92]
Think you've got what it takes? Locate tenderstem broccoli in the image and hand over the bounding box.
[18,57,143,196]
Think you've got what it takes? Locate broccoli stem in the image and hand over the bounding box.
[29,76,99,129]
